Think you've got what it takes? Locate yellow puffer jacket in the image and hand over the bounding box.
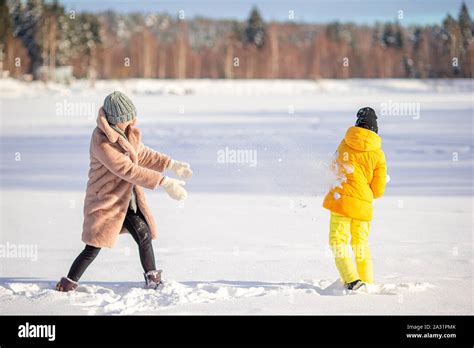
[323,126,387,221]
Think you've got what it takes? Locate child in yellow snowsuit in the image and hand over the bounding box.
[323,107,387,290]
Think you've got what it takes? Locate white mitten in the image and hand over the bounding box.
[161,177,187,201]
[168,159,193,179]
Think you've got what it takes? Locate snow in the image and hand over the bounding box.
[0,78,472,315]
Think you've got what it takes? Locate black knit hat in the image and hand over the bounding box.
[355,107,378,134]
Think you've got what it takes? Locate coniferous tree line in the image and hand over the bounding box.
[0,0,472,80]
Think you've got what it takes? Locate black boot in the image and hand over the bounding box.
[345,279,365,291]
[144,270,162,289]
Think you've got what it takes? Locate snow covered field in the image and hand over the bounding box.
[0,78,472,315]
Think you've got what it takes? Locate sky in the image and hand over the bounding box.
[56,0,472,26]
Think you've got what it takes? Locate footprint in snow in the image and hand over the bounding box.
[0,279,435,314]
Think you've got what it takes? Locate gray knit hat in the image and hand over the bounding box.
[103,91,136,125]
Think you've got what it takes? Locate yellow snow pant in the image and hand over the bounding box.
[329,212,374,284]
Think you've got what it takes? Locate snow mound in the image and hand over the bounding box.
[301,279,435,296]
[71,280,273,314]
[0,279,434,315]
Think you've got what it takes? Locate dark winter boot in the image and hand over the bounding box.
[144,270,162,289]
[345,279,365,291]
[55,277,79,292]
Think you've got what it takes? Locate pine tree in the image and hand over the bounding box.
[443,14,462,52]
[326,22,342,41]
[394,23,404,49]
[0,0,11,73]
[382,23,394,47]
[458,2,472,48]
[0,0,11,44]
[245,7,265,48]
[10,0,43,74]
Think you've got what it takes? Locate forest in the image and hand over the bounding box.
[0,0,472,79]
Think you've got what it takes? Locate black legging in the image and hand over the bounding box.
[67,207,156,282]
